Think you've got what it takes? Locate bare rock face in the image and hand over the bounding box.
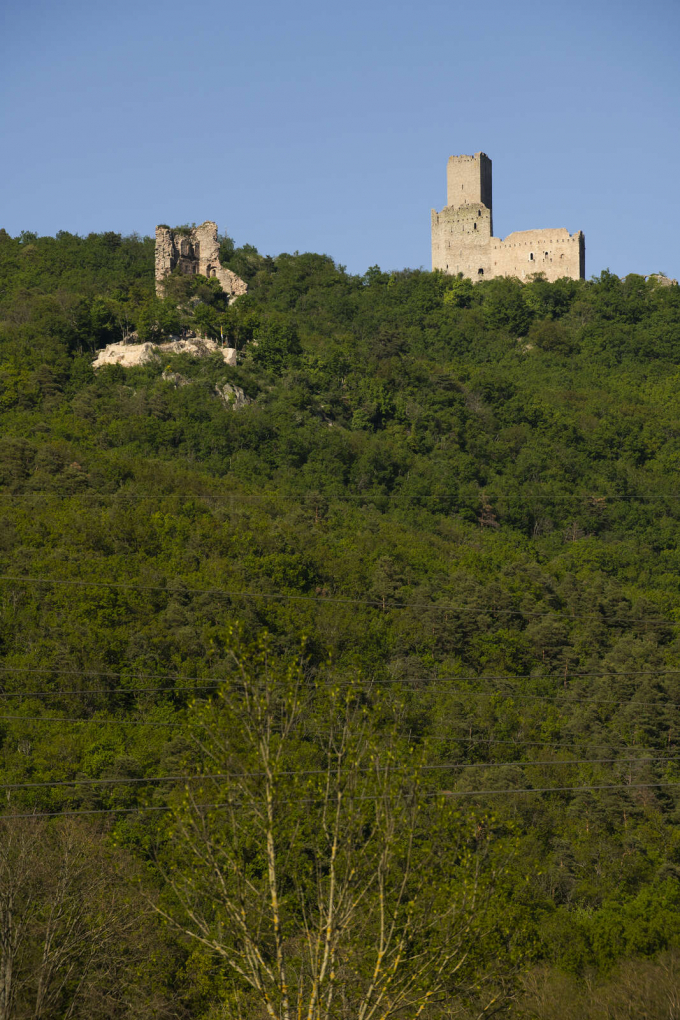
[161,369,192,387]
[93,341,250,411]
[93,337,238,370]
[215,382,250,410]
[155,221,248,302]
[93,342,159,369]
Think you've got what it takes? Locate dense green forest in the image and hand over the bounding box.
[0,226,679,1019]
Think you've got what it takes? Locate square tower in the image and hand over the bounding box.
[447,152,492,222]
[432,150,584,282]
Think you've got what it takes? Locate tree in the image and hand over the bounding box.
[136,298,181,342]
[250,319,302,372]
[0,817,168,1020]
[154,638,494,1020]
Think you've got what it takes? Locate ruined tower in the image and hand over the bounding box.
[431,153,585,282]
[155,221,248,301]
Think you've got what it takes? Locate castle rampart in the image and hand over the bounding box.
[431,153,585,283]
[155,221,247,301]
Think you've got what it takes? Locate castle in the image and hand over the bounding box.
[431,153,585,282]
[155,221,247,300]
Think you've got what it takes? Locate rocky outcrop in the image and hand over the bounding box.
[155,222,248,303]
[93,341,250,411]
[93,337,238,370]
[161,370,192,387]
[215,382,251,410]
[93,342,158,369]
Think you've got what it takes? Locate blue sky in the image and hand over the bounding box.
[2,0,679,277]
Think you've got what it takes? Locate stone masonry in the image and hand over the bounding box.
[431,153,585,283]
[155,221,248,301]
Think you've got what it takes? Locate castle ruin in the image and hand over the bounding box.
[431,153,585,282]
[155,221,248,300]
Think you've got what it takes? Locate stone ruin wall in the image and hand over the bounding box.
[432,152,585,283]
[155,221,247,301]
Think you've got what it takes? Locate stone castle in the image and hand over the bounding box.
[431,153,585,282]
[155,221,247,300]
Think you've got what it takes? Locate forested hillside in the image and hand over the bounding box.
[1,227,680,1019]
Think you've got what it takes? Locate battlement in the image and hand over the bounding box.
[155,221,247,302]
[432,153,584,283]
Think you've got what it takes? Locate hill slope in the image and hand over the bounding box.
[1,228,680,1018]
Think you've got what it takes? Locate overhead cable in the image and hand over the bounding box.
[0,574,676,625]
[2,781,678,820]
[1,755,677,791]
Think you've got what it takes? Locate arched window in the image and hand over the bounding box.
[529,252,534,261]
[478,268,484,276]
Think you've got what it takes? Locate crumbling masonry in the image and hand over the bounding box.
[431,153,585,282]
[155,221,248,300]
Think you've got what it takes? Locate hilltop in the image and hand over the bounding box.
[1,227,680,1019]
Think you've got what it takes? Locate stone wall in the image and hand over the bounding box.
[446,153,493,229]
[431,203,493,273]
[432,217,584,282]
[432,153,585,283]
[155,221,248,302]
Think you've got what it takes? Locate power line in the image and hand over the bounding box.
[0,715,179,727]
[409,690,680,709]
[2,664,680,689]
[1,686,677,711]
[2,676,679,727]
[1,574,676,625]
[2,491,679,504]
[0,703,668,751]
[0,683,224,698]
[1,755,676,791]
[0,715,675,755]
[451,736,677,751]
[2,781,679,820]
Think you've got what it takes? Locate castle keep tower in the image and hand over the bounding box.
[431,152,584,282]
[155,221,247,301]
[446,152,493,229]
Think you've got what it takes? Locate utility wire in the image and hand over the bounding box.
[2,664,680,687]
[0,716,674,754]
[0,707,668,751]
[450,736,678,751]
[2,781,679,820]
[0,574,676,625]
[391,690,680,709]
[1,491,678,504]
[2,678,679,726]
[2,756,677,791]
[0,683,222,698]
[0,687,677,711]
[0,715,180,727]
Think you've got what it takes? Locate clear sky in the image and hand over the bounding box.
[2,0,679,278]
